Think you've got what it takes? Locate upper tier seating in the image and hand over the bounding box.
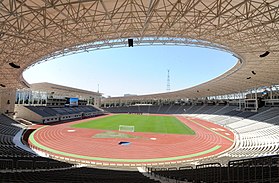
[103,104,278,122]
[202,105,227,114]
[26,105,101,117]
[249,107,279,122]
[25,106,57,117]
[25,106,103,123]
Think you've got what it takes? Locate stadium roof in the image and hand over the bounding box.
[0,0,279,100]
[29,82,102,98]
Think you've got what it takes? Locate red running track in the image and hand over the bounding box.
[29,115,234,165]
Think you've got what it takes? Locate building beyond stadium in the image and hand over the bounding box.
[14,82,102,123]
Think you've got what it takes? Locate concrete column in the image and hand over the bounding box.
[255,88,259,111]
[270,86,273,99]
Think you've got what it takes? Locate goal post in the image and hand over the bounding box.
[119,125,135,132]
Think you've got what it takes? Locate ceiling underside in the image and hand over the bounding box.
[0,0,279,99]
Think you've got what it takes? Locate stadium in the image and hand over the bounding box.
[0,0,279,182]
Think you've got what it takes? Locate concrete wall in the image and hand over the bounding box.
[94,96,101,107]
[0,88,16,116]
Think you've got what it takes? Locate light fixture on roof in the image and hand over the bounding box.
[9,62,20,69]
[128,39,133,47]
[259,51,270,58]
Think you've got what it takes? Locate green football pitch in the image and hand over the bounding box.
[72,114,195,135]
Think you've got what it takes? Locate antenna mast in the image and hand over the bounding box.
[167,69,170,92]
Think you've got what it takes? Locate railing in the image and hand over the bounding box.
[264,99,279,107]
[0,157,73,172]
[228,155,279,183]
[150,155,279,183]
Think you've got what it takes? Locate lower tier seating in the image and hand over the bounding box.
[151,155,279,183]
[193,114,279,159]
[0,167,159,183]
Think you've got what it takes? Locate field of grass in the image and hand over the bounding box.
[72,114,195,135]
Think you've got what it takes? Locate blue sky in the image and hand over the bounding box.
[23,46,237,97]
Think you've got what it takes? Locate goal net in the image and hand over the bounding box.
[119,125,135,132]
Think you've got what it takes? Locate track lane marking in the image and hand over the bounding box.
[186,117,234,142]
[29,128,221,163]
